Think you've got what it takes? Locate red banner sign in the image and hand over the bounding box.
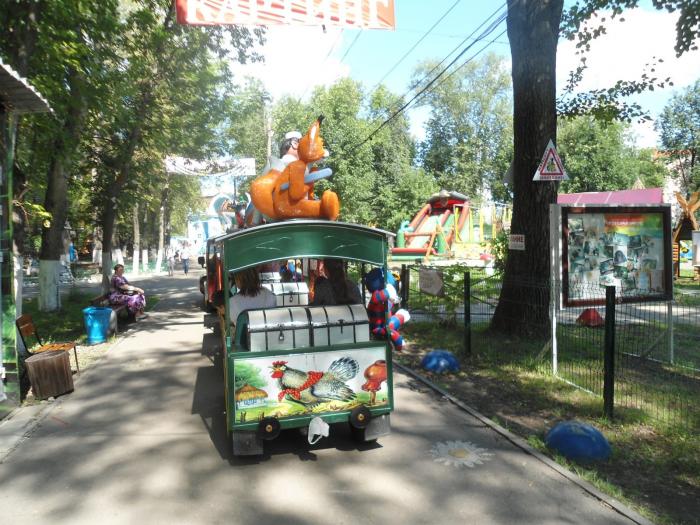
[175,0,396,29]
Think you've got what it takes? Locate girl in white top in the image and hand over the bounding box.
[229,266,277,326]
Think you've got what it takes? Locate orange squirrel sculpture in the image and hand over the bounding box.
[250,116,340,222]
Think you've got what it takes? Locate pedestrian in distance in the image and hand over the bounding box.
[166,245,175,276]
[181,244,191,275]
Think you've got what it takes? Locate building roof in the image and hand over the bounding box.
[557,188,664,205]
[0,60,51,114]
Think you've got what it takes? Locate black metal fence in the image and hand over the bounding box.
[401,264,700,431]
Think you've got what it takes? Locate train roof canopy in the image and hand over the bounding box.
[220,220,393,272]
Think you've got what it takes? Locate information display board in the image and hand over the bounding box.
[561,206,672,306]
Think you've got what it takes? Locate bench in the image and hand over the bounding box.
[89,293,134,333]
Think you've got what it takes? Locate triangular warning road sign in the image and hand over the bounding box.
[533,139,568,181]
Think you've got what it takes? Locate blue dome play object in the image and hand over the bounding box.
[421,350,460,373]
[545,421,611,461]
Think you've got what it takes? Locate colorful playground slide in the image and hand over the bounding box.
[392,191,469,259]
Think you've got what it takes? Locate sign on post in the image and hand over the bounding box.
[419,268,445,297]
[508,234,525,251]
[533,139,568,181]
[175,0,396,29]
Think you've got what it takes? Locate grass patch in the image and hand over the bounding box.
[401,321,700,525]
[21,291,160,347]
[22,290,94,345]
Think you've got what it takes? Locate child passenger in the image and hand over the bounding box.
[311,258,362,306]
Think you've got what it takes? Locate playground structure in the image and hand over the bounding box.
[390,190,511,264]
[672,191,700,279]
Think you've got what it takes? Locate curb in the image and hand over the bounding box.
[394,362,656,525]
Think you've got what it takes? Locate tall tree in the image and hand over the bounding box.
[415,53,513,202]
[557,116,637,192]
[491,0,563,335]
[368,86,436,232]
[226,78,271,168]
[88,1,263,291]
[310,79,376,224]
[1,0,122,310]
[268,79,422,229]
[656,80,700,194]
[492,0,699,335]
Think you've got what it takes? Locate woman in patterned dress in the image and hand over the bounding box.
[109,264,147,319]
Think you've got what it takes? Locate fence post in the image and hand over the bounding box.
[551,279,558,375]
[667,301,674,364]
[400,264,409,309]
[464,271,471,356]
[604,285,616,420]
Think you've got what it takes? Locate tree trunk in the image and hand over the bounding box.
[132,202,140,276]
[38,152,70,311]
[155,203,165,274]
[9,132,25,319]
[491,0,563,336]
[38,67,86,311]
[141,205,148,273]
[100,182,119,293]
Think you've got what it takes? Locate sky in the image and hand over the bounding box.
[230,1,700,149]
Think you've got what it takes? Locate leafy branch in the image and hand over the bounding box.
[557,0,698,121]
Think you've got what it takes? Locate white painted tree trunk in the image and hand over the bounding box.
[101,251,113,293]
[132,203,140,275]
[38,259,61,311]
[13,253,23,318]
[155,205,165,274]
[115,248,124,266]
[142,249,148,273]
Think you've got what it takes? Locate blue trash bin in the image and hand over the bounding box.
[83,306,113,345]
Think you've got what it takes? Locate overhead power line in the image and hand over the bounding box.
[413,29,508,107]
[408,3,506,94]
[406,29,506,109]
[350,9,507,152]
[367,0,462,96]
[340,31,363,62]
[301,28,344,99]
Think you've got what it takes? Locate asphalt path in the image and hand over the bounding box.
[0,270,652,524]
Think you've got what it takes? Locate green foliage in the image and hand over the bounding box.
[559,1,700,121]
[233,362,268,391]
[22,291,95,345]
[1,0,266,263]
[656,79,700,193]
[414,53,513,202]
[562,0,699,57]
[489,229,509,275]
[557,116,643,192]
[264,78,425,230]
[225,77,271,167]
[407,264,471,328]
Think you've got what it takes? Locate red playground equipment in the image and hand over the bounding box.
[391,190,469,260]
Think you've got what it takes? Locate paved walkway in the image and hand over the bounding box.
[0,270,653,524]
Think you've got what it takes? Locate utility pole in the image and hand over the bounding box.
[265,108,273,159]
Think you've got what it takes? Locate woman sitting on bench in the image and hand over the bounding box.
[109,264,148,320]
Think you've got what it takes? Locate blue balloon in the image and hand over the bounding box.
[545,421,611,461]
[421,350,460,373]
